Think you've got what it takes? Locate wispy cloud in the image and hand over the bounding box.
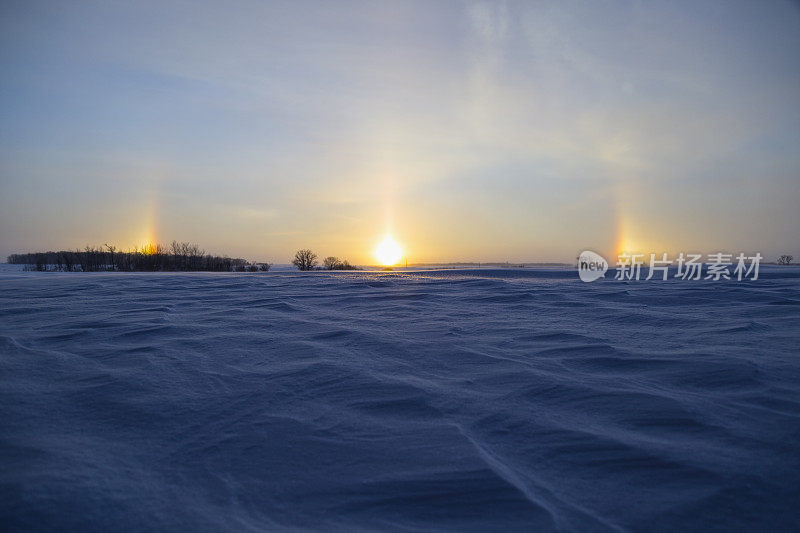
[1,0,798,262]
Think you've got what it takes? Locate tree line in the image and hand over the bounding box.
[292,249,360,271]
[7,242,270,272]
[8,243,365,272]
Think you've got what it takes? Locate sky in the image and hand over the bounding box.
[1,0,798,264]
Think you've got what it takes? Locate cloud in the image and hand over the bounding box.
[1,0,798,262]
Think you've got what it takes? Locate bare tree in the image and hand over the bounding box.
[321,256,359,270]
[106,244,116,271]
[292,249,317,271]
[777,255,793,265]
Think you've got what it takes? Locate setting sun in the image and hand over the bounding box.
[375,236,402,266]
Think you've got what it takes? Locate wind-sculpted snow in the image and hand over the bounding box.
[1,268,799,531]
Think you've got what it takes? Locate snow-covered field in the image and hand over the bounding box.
[2,267,799,531]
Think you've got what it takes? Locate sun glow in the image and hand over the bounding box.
[375,236,402,266]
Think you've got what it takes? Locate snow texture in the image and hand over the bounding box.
[1,267,799,531]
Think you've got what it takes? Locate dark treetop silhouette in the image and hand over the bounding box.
[7,242,269,272]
